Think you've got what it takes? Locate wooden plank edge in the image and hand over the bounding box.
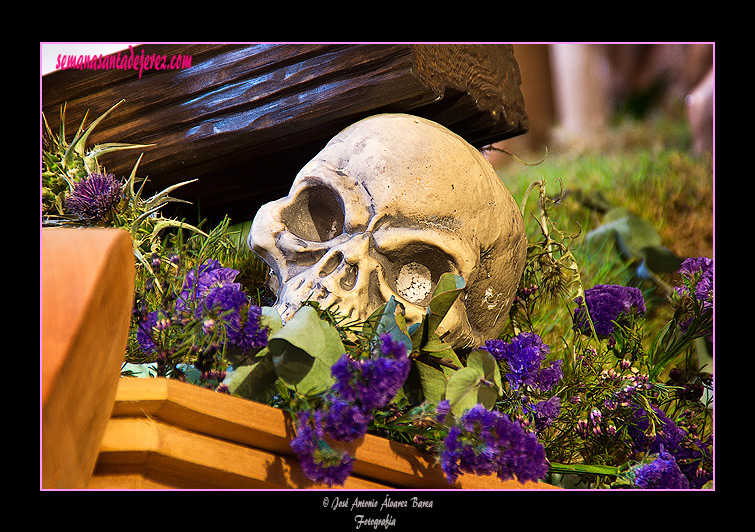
[91,417,392,490]
[108,378,558,490]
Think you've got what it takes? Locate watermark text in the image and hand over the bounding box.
[54,45,191,79]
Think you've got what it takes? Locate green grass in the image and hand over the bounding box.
[499,111,713,262]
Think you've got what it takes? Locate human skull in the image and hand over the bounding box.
[248,114,526,350]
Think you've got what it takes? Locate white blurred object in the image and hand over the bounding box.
[549,44,612,138]
[685,67,714,154]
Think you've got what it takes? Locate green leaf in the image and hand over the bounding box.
[466,349,503,396]
[445,350,502,416]
[367,296,413,355]
[267,305,345,396]
[586,207,682,274]
[84,142,153,173]
[224,352,279,403]
[446,367,484,416]
[260,306,283,337]
[425,273,466,335]
[409,273,466,352]
[434,347,463,377]
[548,462,620,477]
[413,360,449,404]
[70,99,124,157]
[419,335,452,354]
[639,244,683,274]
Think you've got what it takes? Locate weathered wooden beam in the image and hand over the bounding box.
[42,43,528,225]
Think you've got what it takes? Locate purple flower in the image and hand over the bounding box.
[376,333,407,359]
[290,411,354,487]
[630,449,690,489]
[330,333,410,413]
[290,410,324,457]
[628,404,687,455]
[495,418,549,484]
[323,398,372,441]
[674,437,713,489]
[435,400,452,423]
[329,355,361,403]
[295,332,413,450]
[440,404,549,485]
[529,396,561,432]
[358,355,411,412]
[677,257,713,308]
[65,172,123,221]
[441,406,500,483]
[535,359,563,393]
[287,333,412,486]
[674,257,713,334]
[573,284,646,338]
[136,310,169,354]
[238,304,269,349]
[176,260,243,315]
[483,333,562,392]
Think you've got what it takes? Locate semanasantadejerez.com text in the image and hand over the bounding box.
[53,45,192,79]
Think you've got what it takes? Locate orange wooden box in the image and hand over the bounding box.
[42,228,135,489]
[90,377,559,490]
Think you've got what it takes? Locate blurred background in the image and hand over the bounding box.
[483,42,714,270]
[486,43,714,162]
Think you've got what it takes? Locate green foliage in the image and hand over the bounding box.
[227,305,345,398]
[226,273,481,407]
[445,349,502,416]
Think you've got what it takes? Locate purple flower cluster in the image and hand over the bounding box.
[65,172,123,221]
[573,284,646,339]
[625,403,711,488]
[676,257,713,310]
[175,260,268,350]
[630,449,690,489]
[628,404,687,456]
[176,260,239,313]
[439,404,549,485]
[330,334,411,415]
[289,410,354,487]
[136,260,269,357]
[483,332,563,392]
[136,309,170,355]
[674,257,713,336]
[290,333,410,485]
[528,396,561,432]
[674,436,713,489]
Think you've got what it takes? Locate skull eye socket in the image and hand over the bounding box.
[281,185,344,242]
[396,262,433,304]
[386,245,455,306]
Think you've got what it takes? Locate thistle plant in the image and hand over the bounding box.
[42,100,207,274]
[42,99,149,218]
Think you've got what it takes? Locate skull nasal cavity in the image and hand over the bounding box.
[281,185,344,242]
[319,251,359,291]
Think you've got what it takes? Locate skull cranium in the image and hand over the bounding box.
[248,114,527,350]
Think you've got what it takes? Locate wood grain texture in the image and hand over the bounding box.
[90,377,559,489]
[42,44,528,225]
[41,228,135,488]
